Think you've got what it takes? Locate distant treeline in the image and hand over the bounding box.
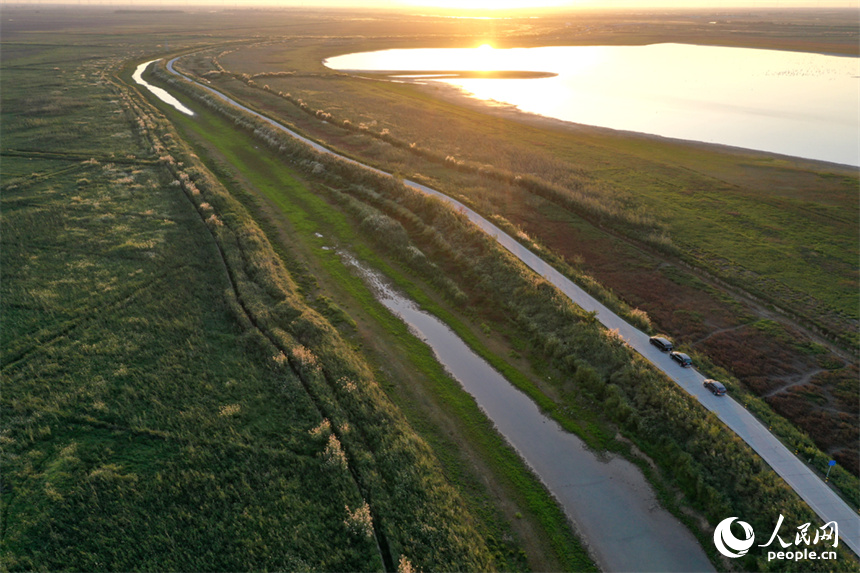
[115,9,184,14]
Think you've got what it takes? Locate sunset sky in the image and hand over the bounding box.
[399,0,855,6]
[2,0,857,7]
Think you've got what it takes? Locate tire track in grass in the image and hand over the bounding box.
[1,269,177,372]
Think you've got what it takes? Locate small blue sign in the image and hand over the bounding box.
[829,460,837,466]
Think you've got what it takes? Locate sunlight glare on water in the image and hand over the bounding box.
[132,60,195,117]
[325,44,859,165]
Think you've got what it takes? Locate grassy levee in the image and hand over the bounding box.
[148,62,858,571]
[137,61,597,572]
[184,39,859,475]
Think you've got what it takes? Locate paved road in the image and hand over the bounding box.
[161,58,860,557]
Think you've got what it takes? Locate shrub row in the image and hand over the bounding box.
[136,64,498,572]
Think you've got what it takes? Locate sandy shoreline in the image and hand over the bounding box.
[397,75,858,172]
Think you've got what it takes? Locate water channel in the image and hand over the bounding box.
[133,60,195,116]
[325,43,860,166]
[338,253,713,573]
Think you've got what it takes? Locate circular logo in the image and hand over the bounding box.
[714,517,756,558]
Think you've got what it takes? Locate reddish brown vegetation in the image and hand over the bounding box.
[504,199,859,477]
[699,326,804,395]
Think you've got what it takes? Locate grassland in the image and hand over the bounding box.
[2,5,858,572]
[0,20,557,572]
[146,49,857,571]
[1,43,389,571]
[174,13,858,475]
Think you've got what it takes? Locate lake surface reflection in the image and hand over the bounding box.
[325,44,859,166]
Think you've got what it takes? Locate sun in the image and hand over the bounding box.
[469,43,500,70]
[403,0,571,10]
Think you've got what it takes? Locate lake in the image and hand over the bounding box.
[325,44,859,166]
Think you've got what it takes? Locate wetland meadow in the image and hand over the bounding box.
[2,5,858,572]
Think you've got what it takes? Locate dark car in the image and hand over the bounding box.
[704,379,727,396]
[670,351,692,367]
[649,336,673,351]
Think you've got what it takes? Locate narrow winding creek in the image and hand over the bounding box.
[133,60,195,116]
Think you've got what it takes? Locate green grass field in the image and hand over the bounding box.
[3,6,858,571]
[1,39,396,571]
